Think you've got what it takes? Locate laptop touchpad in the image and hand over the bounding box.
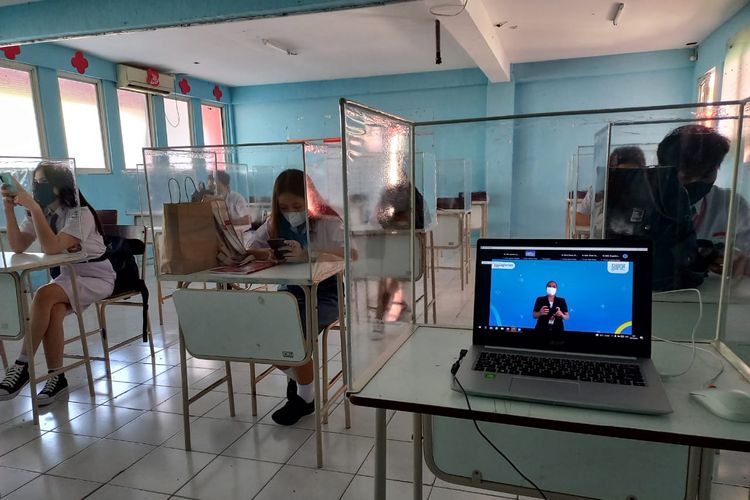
[509,377,580,399]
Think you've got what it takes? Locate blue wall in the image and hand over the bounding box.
[232,49,696,237]
[1,42,231,219]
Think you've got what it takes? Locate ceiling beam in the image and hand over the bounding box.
[0,0,410,46]
[424,0,510,82]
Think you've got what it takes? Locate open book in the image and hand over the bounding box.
[210,261,276,274]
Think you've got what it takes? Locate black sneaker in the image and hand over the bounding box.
[271,394,314,426]
[0,363,30,401]
[37,373,68,407]
[287,379,297,400]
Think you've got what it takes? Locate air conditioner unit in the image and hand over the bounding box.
[116,64,175,95]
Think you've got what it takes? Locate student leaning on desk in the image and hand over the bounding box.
[248,169,349,425]
[0,162,115,406]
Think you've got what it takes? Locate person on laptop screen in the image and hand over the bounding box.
[532,281,569,332]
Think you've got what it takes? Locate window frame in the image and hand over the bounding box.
[201,101,227,146]
[0,59,49,157]
[57,72,112,174]
[117,88,156,170]
[163,95,195,147]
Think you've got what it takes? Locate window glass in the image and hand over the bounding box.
[58,76,108,170]
[164,97,192,147]
[0,65,42,157]
[201,104,225,145]
[118,89,152,170]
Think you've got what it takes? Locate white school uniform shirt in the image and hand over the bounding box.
[224,191,250,222]
[249,215,346,255]
[20,205,106,258]
[693,186,750,252]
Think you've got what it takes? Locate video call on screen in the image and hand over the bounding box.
[480,247,638,338]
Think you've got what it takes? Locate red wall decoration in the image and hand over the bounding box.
[213,85,223,101]
[178,78,191,94]
[1,45,21,60]
[146,68,160,86]
[71,51,89,74]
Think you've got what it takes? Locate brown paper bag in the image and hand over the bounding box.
[160,202,219,275]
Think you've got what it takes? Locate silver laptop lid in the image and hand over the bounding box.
[473,239,653,359]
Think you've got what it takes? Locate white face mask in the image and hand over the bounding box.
[546,287,557,296]
[283,211,306,227]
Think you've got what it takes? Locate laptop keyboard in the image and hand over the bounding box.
[473,351,646,386]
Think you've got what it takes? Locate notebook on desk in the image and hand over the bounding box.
[455,239,672,415]
[210,261,276,274]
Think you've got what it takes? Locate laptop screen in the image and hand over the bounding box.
[473,239,652,358]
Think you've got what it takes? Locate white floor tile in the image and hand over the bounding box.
[29,400,95,431]
[110,446,214,495]
[107,410,185,445]
[429,486,513,500]
[289,431,373,473]
[184,357,225,370]
[151,347,184,366]
[359,439,436,485]
[223,422,312,463]
[2,474,100,500]
[0,431,98,472]
[433,479,518,498]
[710,483,749,500]
[86,484,170,500]
[108,345,155,363]
[0,465,38,497]
[175,455,281,500]
[107,384,178,410]
[110,362,171,384]
[341,476,431,500]
[387,411,417,442]
[152,389,227,417]
[203,393,282,422]
[67,380,139,405]
[150,365,216,388]
[163,417,253,454]
[55,406,144,437]
[48,437,154,482]
[64,360,131,381]
[323,403,393,438]
[715,450,750,487]
[254,464,352,500]
[0,395,33,424]
[0,419,46,456]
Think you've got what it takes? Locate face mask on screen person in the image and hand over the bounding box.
[546,286,557,296]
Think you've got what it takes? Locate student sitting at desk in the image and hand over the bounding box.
[0,162,115,405]
[249,169,344,425]
[209,171,251,226]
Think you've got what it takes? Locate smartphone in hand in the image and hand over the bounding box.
[0,172,18,194]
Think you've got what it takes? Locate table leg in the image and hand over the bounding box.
[19,276,39,425]
[66,265,95,397]
[375,407,387,500]
[697,448,715,500]
[413,413,423,500]
[178,328,191,451]
[307,284,324,468]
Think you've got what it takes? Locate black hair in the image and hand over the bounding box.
[216,171,230,187]
[546,281,557,287]
[608,146,646,168]
[657,125,730,179]
[34,161,103,235]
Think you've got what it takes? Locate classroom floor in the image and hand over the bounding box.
[0,251,748,500]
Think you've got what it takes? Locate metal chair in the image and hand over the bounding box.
[96,210,118,226]
[65,225,155,376]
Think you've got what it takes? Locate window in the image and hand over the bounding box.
[117,89,152,170]
[58,75,109,171]
[164,96,192,147]
[0,63,43,157]
[201,103,225,145]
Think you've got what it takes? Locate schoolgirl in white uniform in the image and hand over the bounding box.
[0,162,115,406]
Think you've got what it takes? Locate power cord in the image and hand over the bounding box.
[651,288,703,378]
[451,349,549,500]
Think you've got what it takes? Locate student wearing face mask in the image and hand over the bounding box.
[249,169,348,425]
[532,281,569,332]
[0,162,115,406]
[657,124,750,275]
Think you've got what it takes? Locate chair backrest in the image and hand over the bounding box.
[97,210,118,225]
[173,289,307,363]
[102,224,148,279]
[433,212,461,248]
[351,231,424,281]
[0,274,22,340]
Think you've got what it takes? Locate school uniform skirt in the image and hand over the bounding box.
[52,260,116,313]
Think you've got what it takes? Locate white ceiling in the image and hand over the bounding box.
[56,0,748,87]
[58,2,475,86]
[485,0,747,63]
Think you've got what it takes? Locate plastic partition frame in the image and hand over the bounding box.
[341,98,750,395]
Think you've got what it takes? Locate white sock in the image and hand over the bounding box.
[281,368,297,381]
[297,382,314,403]
[16,354,28,364]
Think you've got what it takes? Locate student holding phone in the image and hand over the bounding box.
[0,162,115,405]
[249,169,347,425]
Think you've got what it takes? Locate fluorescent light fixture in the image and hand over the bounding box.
[262,39,298,56]
[612,2,625,26]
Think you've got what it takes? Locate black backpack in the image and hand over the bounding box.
[104,234,150,341]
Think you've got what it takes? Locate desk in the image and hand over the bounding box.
[470,201,488,238]
[0,252,95,424]
[162,260,346,468]
[350,326,750,499]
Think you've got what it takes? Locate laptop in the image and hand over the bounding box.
[454,238,672,415]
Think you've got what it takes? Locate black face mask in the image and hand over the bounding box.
[33,182,57,208]
[684,182,713,204]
